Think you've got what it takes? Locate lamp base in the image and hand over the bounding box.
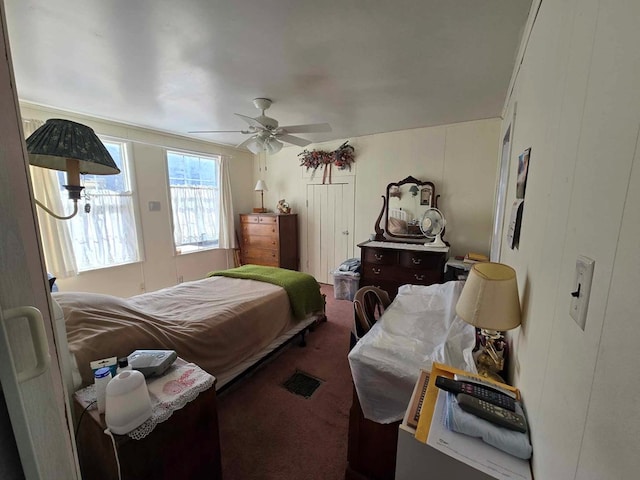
[252,208,268,213]
[476,364,506,384]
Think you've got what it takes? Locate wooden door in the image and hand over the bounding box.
[306,183,355,284]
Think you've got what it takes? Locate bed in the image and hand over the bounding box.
[53,266,326,392]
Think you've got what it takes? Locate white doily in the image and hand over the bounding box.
[76,361,215,440]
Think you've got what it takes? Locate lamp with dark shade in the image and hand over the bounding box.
[455,262,521,381]
[26,118,121,220]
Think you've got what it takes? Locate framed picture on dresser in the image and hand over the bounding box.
[420,185,433,206]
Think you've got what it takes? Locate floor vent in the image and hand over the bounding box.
[283,370,323,399]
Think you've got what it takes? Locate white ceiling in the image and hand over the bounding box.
[5,0,531,150]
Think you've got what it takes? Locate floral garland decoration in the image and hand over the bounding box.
[298,141,355,172]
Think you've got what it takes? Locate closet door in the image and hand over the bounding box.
[306,183,355,284]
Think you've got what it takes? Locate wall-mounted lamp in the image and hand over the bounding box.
[455,262,521,382]
[253,180,268,213]
[26,119,120,220]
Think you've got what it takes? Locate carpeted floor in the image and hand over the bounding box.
[217,283,354,480]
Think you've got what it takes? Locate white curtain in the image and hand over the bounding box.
[23,119,78,277]
[218,155,236,249]
[171,185,218,247]
[66,191,139,271]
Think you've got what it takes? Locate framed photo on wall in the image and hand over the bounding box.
[420,185,433,206]
[516,148,531,199]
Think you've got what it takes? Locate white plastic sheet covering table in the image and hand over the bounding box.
[348,281,477,424]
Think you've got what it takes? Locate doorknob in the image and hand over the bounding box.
[342,230,349,235]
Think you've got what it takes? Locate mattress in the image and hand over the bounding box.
[55,276,314,387]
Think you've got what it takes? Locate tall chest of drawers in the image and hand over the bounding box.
[240,213,299,270]
[357,241,447,299]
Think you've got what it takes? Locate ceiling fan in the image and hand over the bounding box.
[189,98,332,154]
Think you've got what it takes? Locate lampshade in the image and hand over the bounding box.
[25,119,120,219]
[455,262,521,331]
[254,180,268,192]
[265,137,283,154]
[245,135,265,155]
[26,119,120,176]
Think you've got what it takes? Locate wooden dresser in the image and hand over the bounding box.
[240,213,299,270]
[346,240,448,480]
[358,240,447,298]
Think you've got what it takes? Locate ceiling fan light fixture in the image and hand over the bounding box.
[265,137,283,155]
[246,135,264,154]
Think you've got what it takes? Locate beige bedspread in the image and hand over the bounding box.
[55,276,299,386]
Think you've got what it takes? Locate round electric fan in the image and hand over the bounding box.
[419,208,447,247]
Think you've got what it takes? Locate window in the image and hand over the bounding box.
[166,151,220,254]
[57,140,141,271]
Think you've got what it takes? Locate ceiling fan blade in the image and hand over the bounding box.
[188,129,251,134]
[279,123,332,134]
[277,134,312,147]
[235,113,269,129]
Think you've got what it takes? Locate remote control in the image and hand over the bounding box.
[435,376,516,411]
[454,373,517,399]
[457,393,527,433]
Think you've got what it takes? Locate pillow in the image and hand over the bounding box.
[388,217,408,234]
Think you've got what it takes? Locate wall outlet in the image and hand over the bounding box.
[569,255,595,330]
[148,201,161,211]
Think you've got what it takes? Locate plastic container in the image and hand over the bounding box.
[94,367,112,414]
[117,356,132,374]
[105,370,152,434]
[331,271,360,301]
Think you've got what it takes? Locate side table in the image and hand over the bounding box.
[74,365,222,480]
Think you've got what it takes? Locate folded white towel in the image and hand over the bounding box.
[444,392,533,460]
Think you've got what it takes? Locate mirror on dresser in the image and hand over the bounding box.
[373,175,441,241]
[386,176,438,239]
[364,175,449,300]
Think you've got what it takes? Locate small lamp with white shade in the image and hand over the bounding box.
[254,180,268,213]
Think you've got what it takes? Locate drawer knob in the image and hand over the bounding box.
[414,274,425,281]
[372,267,381,275]
[374,253,384,260]
[412,257,422,265]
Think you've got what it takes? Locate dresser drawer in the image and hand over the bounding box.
[398,251,444,270]
[241,214,260,224]
[243,234,278,249]
[242,223,277,238]
[243,249,279,266]
[258,215,277,224]
[363,263,436,283]
[362,248,397,265]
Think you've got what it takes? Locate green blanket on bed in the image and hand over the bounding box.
[208,265,324,320]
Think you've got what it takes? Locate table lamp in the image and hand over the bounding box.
[253,180,268,213]
[455,262,521,381]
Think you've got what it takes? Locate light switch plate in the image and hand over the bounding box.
[569,255,595,330]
